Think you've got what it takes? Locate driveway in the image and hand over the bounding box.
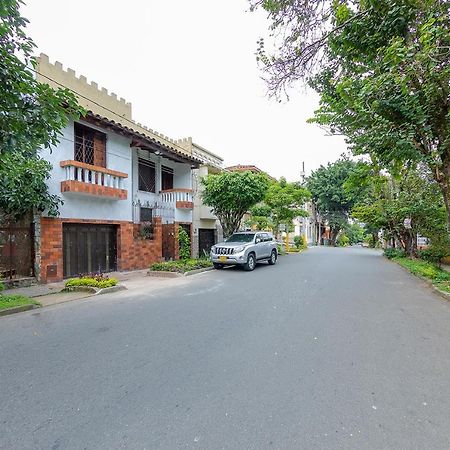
[1,247,450,449]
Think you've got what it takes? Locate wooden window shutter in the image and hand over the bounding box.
[93,133,106,167]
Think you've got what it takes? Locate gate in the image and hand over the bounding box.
[199,229,215,258]
[0,223,34,279]
[63,224,117,277]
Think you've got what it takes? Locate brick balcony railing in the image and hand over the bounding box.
[160,189,194,209]
[60,160,128,200]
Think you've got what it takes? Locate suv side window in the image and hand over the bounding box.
[255,233,263,243]
[265,234,273,242]
[261,233,270,242]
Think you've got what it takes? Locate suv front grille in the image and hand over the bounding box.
[216,247,234,255]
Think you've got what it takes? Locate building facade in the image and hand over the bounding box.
[35,54,201,282]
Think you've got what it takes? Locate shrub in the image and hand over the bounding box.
[178,227,191,260]
[0,281,4,292]
[293,235,307,250]
[337,234,350,247]
[277,243,286,256]
[149,259,212,273]
[65,274,118,289]
[384,248,406,259]
[419,245,448,266]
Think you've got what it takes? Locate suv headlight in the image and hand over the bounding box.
[234,245,245,253]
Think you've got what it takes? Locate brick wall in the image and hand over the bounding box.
[61,180,127,200]
[39,217,163,283]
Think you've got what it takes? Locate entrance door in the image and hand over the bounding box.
[198,229,215,258]
[63,224,117,277]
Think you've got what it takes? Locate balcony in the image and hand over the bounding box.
[160,189,194,209]
[199,205,217,220]
[60,160,128,200]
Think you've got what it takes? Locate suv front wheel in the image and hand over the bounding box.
[268,249,277,265]
[244,253,256,271]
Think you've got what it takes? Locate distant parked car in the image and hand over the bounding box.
[210,231,278,271]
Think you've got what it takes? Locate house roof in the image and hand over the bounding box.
[225,164,276,181]
[36,53,202,166]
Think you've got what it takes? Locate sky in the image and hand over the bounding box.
[23,0,348,180]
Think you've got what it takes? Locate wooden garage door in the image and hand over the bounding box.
[63,224,117,277]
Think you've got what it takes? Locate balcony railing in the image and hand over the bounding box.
[160,189,194,209]
[60,160,128,200]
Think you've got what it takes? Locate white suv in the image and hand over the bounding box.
[210,231,278,271]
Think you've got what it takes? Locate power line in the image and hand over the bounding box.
[31,67,188,152]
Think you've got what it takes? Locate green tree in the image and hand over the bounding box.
[251,0,450,230]
[0,0,83,220]
[201,171,269,237]
[352,167,447,257]
[249,177,310,236]
[307,158,358,246]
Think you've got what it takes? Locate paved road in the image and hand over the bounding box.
[1,247,450,449]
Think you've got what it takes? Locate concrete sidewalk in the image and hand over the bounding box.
[2,269,184,308]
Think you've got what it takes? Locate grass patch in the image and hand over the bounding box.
[65,275,118,289]
[0,294,41,311]
[392,257,450,294]
[149,259,212,273]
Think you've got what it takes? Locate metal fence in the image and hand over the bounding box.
[0,224,34,279]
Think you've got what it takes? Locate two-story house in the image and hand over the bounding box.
[178,138,224,257]
[35,54,201,282]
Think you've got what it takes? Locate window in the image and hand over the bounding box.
[140,207,153,222]
[74,123,106,167]
[161,165,174,191]
[138,158,156,193]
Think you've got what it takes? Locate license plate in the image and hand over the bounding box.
[219,256,227,262]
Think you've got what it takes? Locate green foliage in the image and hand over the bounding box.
[384,248,406,259]
[394,257,448,282]
[251,177,310,234]
[307,158,358,245]
[0,151,63,219]
[65,275,118,289]
[251,0,450,229]
[0,281,3,292]
[149,259,213,273]
[178,227,191,260]
[0,294,40,310]
[0,1,84,219]
[293,235,307,250]
[345,222,365,245]
[337,234,350,247]
[201,171,269,237]
[277,243,286,255]
[352,166,446,256]
[419,245,449,266]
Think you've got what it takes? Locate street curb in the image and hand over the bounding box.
[184,267,214,276]
[147,267,214,278]
[63,284,127,295]
[147,271,182,278]
[0,304,40,317]
[387,257,450,302]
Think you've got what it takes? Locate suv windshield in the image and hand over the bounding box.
[226,233,255,243]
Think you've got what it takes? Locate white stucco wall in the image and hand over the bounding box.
[41,119,133,221]
[131,149,192,224]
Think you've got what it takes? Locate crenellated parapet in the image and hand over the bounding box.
[36,53,132,121]
[35,54,195,158]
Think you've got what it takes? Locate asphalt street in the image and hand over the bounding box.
[1,247,450,449]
